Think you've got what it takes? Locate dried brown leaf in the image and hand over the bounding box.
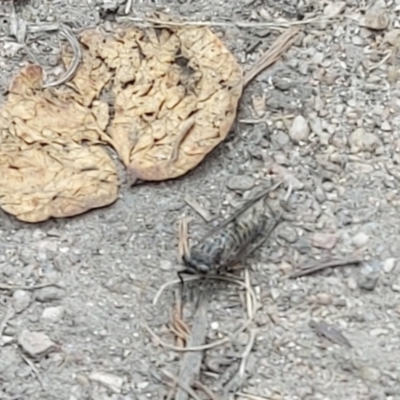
[0,64,118,222]
[79,25,243,181]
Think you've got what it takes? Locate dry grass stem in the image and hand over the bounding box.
[21,354,45,391]
[239,329,257,377]
[235,392,271,400]
[120,14,341,31]
[193,380,220,400]
[170,289,190,347]
[244,26,301,87]
[161,369,202,400]
[0,281,60,291]
[43,24,82,88]
[184,195,213,222]
[143,315,252,353]
[288,257,363,279]
[178,217,190,261]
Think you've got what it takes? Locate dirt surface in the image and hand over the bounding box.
[1,0,400,399]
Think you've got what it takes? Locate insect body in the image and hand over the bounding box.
[178,182,282,282]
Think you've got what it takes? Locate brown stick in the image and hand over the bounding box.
[288,257,363,279]
[175,292,208,400]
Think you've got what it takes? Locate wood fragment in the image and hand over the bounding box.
[288,257,363,279]
[175,292,208,400]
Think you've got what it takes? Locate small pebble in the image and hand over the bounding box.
[311,232,337,250]
[391,283,400,292]
[18,329,56,357]
[381,121,392,131]
[159,260,173,271]
[352,232,369,248]
[360,366,381,383]
[349,128,381,153]
[42,306,65,322]
[12,290,31,314]
[34,287,65,302]
[347,277,358,290]
[315,292,332,305]
[362,8,389,31]
[314,186,326,203]
[89,372,124,394]
[358,273,379,291]
[277,226,298,243]
[383,258,396,273]
[227,175,255,191]
[210,321,219,330]
[279,261,293,275]
[289,115,310,143]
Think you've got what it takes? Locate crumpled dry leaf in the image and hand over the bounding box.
[77,22,243,181]
[0,18,242,221]
[0,64,118,222]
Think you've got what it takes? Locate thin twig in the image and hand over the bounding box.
[21,354,45,391]
[118,14,340,31]
[367,49,392,72]
[193,380,220,400]
[0,281,60,291]
[43,24,82,88]
[243,26,300,87]
[235,392,271,400]
[239,329,257,377]
[175,291,208,400]
[244,269,253,320]
[239,114,296,124]
[288,257,363,279]
[124,0,133,15]
[143,317,251,353]
[184,195,213,222]
[170,288,190,347]
[153,274,256,309]
[161,369,202,400]
[178,217,190,261]
[223,328,257,394]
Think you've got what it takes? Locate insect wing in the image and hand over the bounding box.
[195,181,282,247]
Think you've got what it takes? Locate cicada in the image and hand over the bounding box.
[178,181,283,282]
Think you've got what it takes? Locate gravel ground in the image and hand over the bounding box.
[1,0,400,399]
